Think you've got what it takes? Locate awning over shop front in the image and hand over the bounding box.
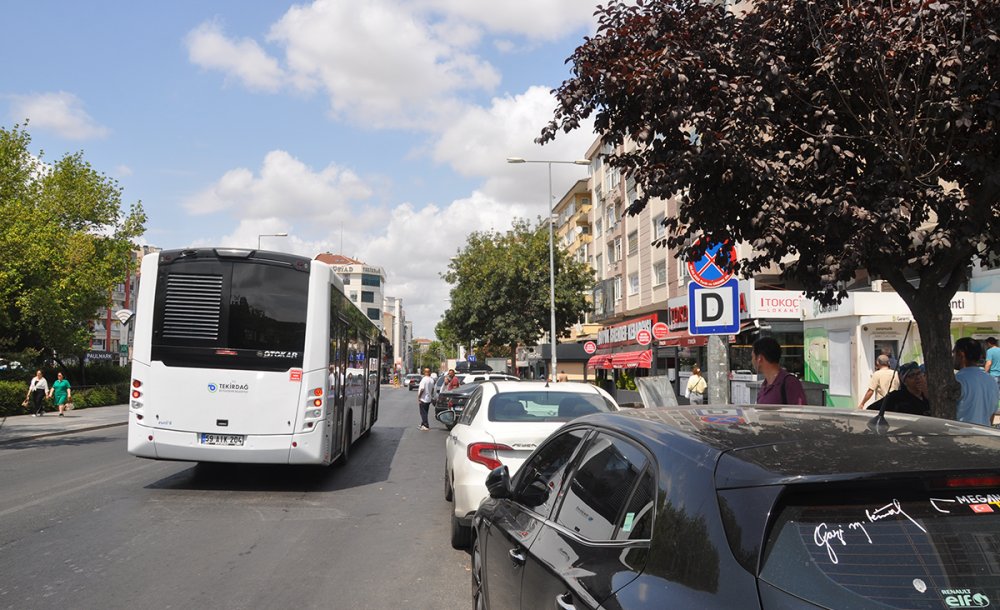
[611,350,652,369]
[586,354,613,369]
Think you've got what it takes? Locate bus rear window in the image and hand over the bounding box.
[760,485,1000,609]
[152,260,308,370]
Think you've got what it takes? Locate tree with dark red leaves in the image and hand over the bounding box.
[540,0,999,418]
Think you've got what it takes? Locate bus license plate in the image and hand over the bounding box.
[200,433,245,446]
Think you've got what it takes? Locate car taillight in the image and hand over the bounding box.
[131,379,142,399]
[934,475,1000,489]
[467,442,513,471]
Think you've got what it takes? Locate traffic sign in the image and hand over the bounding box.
[687,242,738,288]
[583,341,597,354]
[688,279,741,335]
[651,322,669,340]
[636,329,651,346]
[467,354,476,362]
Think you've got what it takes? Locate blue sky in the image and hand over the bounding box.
[2,0,602,339]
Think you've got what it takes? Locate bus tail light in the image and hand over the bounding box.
[468,443,513,471]
[312,387,323,396]
[131,379,143,403]
[313,398,322,407]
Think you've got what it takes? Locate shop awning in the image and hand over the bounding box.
[611,350,652,369]
[586,354,612,369]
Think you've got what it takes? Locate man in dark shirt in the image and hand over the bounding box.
[867,361,929,416]
[753,336,806,405]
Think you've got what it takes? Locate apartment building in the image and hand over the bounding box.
[315,253,387,331]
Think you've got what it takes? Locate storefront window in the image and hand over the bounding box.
[730,331,804,377]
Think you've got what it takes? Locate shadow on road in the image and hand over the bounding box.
[0,433,119,450]
[144,426,404,493]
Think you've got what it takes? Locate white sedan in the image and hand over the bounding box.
[436,380,620,548]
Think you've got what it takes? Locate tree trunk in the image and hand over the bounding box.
[905,291,961,420]
[510,342,518,376]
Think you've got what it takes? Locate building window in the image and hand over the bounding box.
[607,205,616,228]
[607,242,615,263]
[678,258,690,284]
[341,275,350,285]
[613,276,622,302]
[595,253,603,277]
[653,261,667,286]
[350,291,358,302]
[361,291,375,303]
[595,219,602,237]
[627,230,639,257]
[367,308,381,320]
[628,272,640,295]
[652,213,666,241]
[614,237,623,262]
[361,273,381,287]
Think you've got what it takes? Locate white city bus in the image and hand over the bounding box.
[127,248,388,465]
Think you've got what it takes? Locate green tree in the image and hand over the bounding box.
[540,0,1000,418]
[0,123,146,368]
[441,218,594,366]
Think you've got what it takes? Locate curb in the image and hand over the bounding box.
[0,420,127,446]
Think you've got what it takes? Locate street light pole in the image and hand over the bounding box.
[257,232,288,250]
[506,157,589,382]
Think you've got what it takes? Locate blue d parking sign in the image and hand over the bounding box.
[688,279,741,335]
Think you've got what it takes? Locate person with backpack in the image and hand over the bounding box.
[752,336,806,405]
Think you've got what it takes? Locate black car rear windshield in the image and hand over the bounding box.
[487,392,613,422]
[760,483,1000,609]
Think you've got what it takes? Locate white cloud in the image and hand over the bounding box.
[357,191,531,338]
[7,92,109,140]
[182,150,373,224]
[414,0,599,40]
[186,21,285,92]
[267,0,500,129]
[432,86,595,205]
[115,165,133,177]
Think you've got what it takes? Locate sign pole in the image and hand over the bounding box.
[707,334,731,404]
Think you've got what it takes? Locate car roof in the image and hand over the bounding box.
[574,406,1000,488]
[485,380,602,394]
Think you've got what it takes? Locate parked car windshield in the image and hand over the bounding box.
[759,484,1000,608]
[487,391,613,422]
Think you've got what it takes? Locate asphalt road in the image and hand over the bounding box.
[0,386,471,609]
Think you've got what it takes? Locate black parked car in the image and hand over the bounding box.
[433,382,482,422]
[473,406,1000,609]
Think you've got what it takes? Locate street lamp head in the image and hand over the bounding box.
[275,232,288,237]
[506,157,526,164]
[573,159,590,165]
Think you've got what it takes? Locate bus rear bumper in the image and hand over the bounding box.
[128,419,324,464]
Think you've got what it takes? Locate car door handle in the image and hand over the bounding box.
[508,548,525,566]
[555,593,576,610]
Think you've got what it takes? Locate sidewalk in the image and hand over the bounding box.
[0,404,129,445]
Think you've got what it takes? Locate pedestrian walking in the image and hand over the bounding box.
[953,337,1000,426]
[752,337,806,405]
[857,354,900,409]
[868,362,930,416]
[48,371,72,416]
[26,370,49,417]
[685,365,708,405]
[985,337,1000,392]
[417,368,434,430]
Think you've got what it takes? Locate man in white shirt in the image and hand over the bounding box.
[417,368,435,430]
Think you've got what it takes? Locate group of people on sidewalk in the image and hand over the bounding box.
[24,370,72,417]
[856,336,1000,426]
